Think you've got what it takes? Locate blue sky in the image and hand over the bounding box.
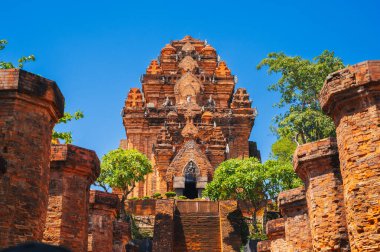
[1,0,380,161]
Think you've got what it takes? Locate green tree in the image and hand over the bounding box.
[95,148,152,219]
[204,158,300,236]
[52,110,84,144]
[0,39,35,69]
[257,50,345,144]
[271,137,297,163]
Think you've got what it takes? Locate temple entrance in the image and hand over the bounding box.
[183,161,198,199]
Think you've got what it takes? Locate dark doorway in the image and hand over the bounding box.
[183,179,197,199]
[183,161,198,199]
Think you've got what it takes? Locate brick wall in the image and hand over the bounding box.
[219,201,242,252]
[294,138,350,250]
[173,201,221,252]
[278,187,312,251]
[152,200,175,252]
[0,69,64,248]
[320,60,380,250]
[88,190,119,252]
[43,144,100,252]
[113,220,131,252]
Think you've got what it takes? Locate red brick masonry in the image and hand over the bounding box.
[320,60,380,251]
[294,137,350,250]
[88,190,119,252]
[43,144,100,252]
[0,69,64,248]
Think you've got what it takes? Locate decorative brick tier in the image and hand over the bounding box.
[278,186,313,251]
[320,60,380,251]
[294,138,350,250]
[43,144,100,252]
[88,190,120,252]
[0,69,64,248]
[113,220,131,252]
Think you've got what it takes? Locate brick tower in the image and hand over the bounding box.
[121,35,260,198]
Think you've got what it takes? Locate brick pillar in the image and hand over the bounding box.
[0,69,64,247]
[256,240,271,252]
[113,220,131,252]
[219,201,242,252]
[319,60,380,250]
[278,186,313,251]
[294,137,350,250]
[152,199,174,252]
[43,144,100,252]
[266,218,286,252]
[88,190,120,252]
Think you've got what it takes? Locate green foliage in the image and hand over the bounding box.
[271,137,297,163]
[165,191,176,198]
[204,157,301,235]
[177,195,187,200]
[142,196,150,200]
[152,192,162,199]
[0,39,35,69]
[52,110,84,144]
[257,50,344,144]
[96,148,152,196]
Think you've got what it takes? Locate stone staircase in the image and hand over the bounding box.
[173,201,221,252]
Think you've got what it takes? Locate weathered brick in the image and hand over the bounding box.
[294,138,350,250]
[152,199,175,252]
[43,144,100,252]
[219,201,242,252]
[278,186,313,251]
[320,60,380,251]
[113,220,131,252]
[257,240,271,252]
[88,190,119,252]
[266,218,286,252]
[0,69,64,248]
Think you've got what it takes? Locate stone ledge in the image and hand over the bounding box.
[266,218,285,239]
[320,60,380,115]
[278,186,306,212]
[50,144,100,182]
[89,190,120,210]
[0,69,64,118]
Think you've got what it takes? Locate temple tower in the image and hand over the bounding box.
[121,35,260,198]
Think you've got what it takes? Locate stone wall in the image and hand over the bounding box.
[266,218,286,252]
[219,201,242,252]
[88,190,119,252]
[0,69,64,248]
[293,137,350,250]
[43,144,100,252]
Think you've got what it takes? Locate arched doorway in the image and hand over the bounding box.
[183,161,198,199]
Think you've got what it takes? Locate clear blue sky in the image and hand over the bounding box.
[1,0,380,161]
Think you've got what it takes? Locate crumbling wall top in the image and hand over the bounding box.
[319,60,380,115]
[89,190,120,211]
[266,218,285,240]
[50,144,100,182]
[0,69,64,119]
[278,186,306,212]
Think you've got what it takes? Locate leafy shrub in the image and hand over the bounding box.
[165,191,176,198]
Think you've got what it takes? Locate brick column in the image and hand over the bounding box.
[320,60,380,250]
[219,201,242,252]
[152,199,175,252]
[256,240,271,252]
[278,186,313,251]
[0,69,64,247]
[294,138,350,250]
[266,218,286,252]
[113,220,131,252]
[43,144,100,252]
[88,190,120,252]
